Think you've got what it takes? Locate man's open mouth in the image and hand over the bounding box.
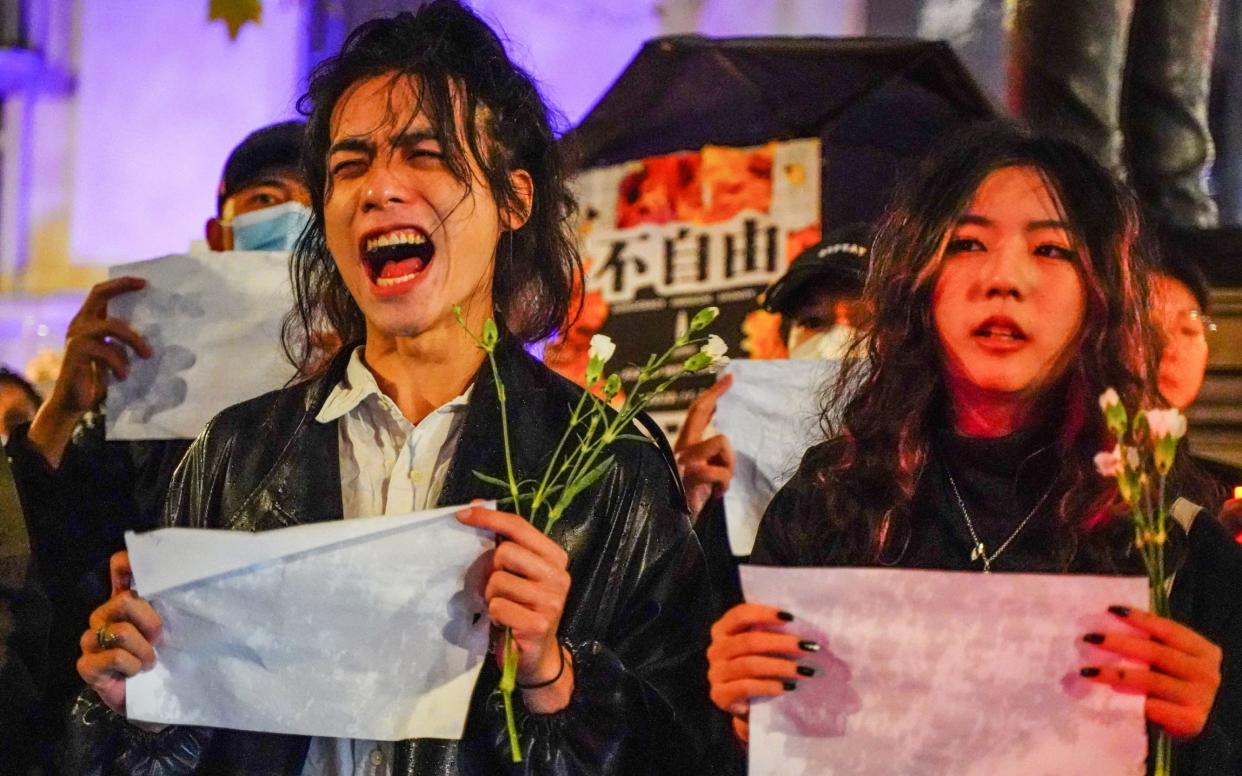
[360,228,435,287]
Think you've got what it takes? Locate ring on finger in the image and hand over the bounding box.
[95,623,121,651]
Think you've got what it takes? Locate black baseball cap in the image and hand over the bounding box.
[761,223,872,315]
[217,120,307,212]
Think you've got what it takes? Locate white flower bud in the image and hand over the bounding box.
[588,334,616,364]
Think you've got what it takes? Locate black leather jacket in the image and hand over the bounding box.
[66,341,720,775]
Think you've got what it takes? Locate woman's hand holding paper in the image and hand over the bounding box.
[707,603,819,744]
[1081,606,1222,738]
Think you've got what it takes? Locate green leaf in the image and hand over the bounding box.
[557,454,617,511]
[472,470,514,491]
[613,433,654,445]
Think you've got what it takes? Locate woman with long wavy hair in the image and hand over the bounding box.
[707,123,1241,773]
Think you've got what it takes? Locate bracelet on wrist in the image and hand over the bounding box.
[516,641,569,690]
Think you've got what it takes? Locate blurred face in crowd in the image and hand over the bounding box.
[0,381,38,441]
[932,165,1086,404]
[1153,273,1210,409]
[322,74,526,343]
[207,170,312,251]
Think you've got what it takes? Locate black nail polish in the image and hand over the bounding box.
[782,680,797,691]
[1082,633,1105,644]
[1080,667,1100,677]
[799,640,820,653]
[1108,605,1131,617]
[777,610,795,622]
[797,665,816,677]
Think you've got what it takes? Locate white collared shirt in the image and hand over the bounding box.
[301,347,471,776]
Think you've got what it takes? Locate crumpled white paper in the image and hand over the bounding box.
[714,359,839,555]
[125,503,494,741]
[106,251,297,441]
[740,566,1149,776]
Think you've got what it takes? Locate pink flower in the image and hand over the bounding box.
[1145,408,1187,440]
[1094,445,1122,478]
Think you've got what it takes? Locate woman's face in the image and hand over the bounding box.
[932,166,1086,402]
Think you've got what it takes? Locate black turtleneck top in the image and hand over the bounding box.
[753,425,1135,574]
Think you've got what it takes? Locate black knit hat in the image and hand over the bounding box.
[761,222,872,315]
[217,120,307,212]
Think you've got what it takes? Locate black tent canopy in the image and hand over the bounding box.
[564,36,996,228]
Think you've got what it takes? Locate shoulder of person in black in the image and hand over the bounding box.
[4,411,190,748]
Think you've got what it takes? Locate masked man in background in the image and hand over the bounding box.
[4,120,312,749]
[675,223,872,520]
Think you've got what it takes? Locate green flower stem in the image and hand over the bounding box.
[482,345,524,762]
[486,349,521,519]
[1154,731,1172,776]
[547,433,607,531]
[1157,473,1168,613]
[548,400,638,527]
[539,417,604,522]
[499,629,521,763]
[624,335,706,401]
[531,389,593,514]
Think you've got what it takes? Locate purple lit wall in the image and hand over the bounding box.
[68,1,303,264]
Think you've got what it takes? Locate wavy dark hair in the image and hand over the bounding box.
[814,121,1174,567]
[283,0,581,371]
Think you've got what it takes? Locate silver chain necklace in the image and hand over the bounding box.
[946,470,1055,573]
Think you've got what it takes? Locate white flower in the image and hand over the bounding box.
[1145,408,1187,440]
[1098,388,1120,412]
[1125,446,1141,470]
[588,334,616,364]
[1094,445,1121,478]
[701,334,728,364]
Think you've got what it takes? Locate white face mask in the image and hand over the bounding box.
[788,325,855,360]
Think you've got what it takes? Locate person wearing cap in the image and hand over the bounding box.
[3,120,311,749]
[205,120,313,252]
[759,223,870,360]
[675,223,873,522]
